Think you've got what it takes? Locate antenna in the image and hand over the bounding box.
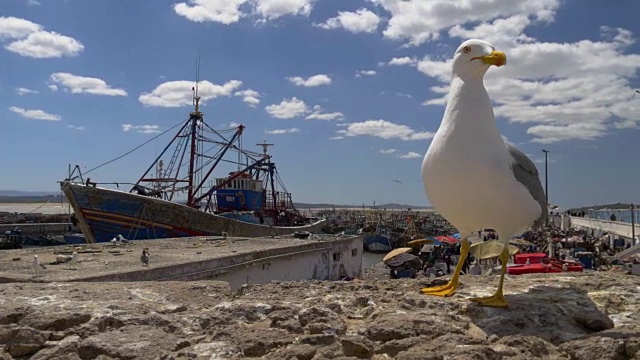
[192,56,202,115]
[256,140,274,157]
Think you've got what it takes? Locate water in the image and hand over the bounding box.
[363,251,385,269]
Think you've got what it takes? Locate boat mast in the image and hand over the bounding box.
[187,58,202,207]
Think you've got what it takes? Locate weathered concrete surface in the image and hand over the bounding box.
[0,271,638,359]
[0,235,362,288]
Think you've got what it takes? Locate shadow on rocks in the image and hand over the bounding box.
[466,285,614,345]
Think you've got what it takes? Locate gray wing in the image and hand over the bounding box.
[507,144,547,229]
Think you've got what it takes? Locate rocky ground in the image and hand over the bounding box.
[0,268,638,359]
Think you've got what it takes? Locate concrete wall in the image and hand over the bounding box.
[73,236,364,291]
[208,236,363,291]
[570,217,639,244]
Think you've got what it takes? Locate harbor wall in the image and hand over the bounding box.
[71,236,363,291]
[0,222,74,236]
[569,217,639,244]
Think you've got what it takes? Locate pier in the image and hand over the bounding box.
[0,234,363,290]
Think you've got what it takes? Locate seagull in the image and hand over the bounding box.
[33,255,46,277]
[68,251,79,270]
[140,248,149,266]
[420,39,547,308]
[392,179,402,184]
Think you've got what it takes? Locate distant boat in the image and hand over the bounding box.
[61,84,325,243]
[361,213,393,253]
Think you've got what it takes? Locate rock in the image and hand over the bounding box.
[299,334,337,346]
[375,336,432,357]
[359,312,466,342]
[496,335,562,358]
[77,326,174,360]
[268,309,303,334]
[560,336,626,360]
[341,335,374,359]
[21,311,92,331]
[0,307,29,325]
[299,306,347,335]
[266,344,317,360]
[4,326,49,357]
[31,335,82,360]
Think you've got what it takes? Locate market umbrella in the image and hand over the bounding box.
[436,235,458,244]
[407,238,443,247]
[383,247,413,264]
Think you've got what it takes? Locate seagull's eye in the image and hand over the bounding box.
[463,46,471,54]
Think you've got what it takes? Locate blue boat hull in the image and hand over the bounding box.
[364,235,393,253]
[62,182,326,243]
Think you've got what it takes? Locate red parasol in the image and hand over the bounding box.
[435,235,458,244]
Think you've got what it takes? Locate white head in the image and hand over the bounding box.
[33,255,39,262]
[451,39,507,82]
[72,252,78,261]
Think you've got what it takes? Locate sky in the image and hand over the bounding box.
[1,0,639,209]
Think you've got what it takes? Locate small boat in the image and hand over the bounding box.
[0,228,22,250]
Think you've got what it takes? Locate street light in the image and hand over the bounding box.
[542,149,550,227]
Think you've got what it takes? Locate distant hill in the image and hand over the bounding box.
[0,190,59,197]
[0,195,67,204]
[294,202,432,210]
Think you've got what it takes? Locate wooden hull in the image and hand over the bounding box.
[61,182,326,243]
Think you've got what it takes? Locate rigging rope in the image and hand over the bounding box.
[79,119,187,178]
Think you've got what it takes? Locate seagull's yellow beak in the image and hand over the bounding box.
[473,51,507,67]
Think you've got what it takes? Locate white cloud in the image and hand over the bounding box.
[306,105,344,121]
[265,127,300,134]
[264,99,343,120]
[122,124,161,134]
[0,17,41,39]
[16,87,38,95]
[0,17,83,58]
[316,8,380,33]
[66,125,85,131]
[139,80,242,107]
[173,0,314,24]
[371,0,559,46]
[388,57,417,66]
[9,106,60,121]
[253,0,314,20]
[379,148,396,154]
[527,123,607,144]
[448,15,535,49]
[337,119,434,141]
[409,6,640,144]
[234,89,261,107]
[27,0,41,5]
[228,122,242,128]
[356,70,377,77]
[329,136,344,140]
[265,97,308,119]
[50,73,127,96]
[399,151,421,159]
[381,90,412,99]
[48,84,58,92]
[287,74,332,87]
[173,0,247,24]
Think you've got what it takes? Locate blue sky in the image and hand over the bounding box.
[1,0,639,209]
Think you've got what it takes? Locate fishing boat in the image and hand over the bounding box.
[61,84,325,243]
[361,213,393,253]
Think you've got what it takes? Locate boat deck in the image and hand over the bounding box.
[0,234,361,283]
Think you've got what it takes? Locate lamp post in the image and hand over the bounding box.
[542,149,550,227]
